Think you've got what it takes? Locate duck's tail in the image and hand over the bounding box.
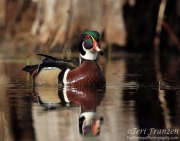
[22,65,38,75]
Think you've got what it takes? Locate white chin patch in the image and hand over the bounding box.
[80,42,97,60]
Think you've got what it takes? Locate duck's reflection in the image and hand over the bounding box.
[32,86,105,137]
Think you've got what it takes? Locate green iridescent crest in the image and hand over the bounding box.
[83,30,100,42]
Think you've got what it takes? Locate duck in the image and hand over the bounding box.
[22,30,106,86]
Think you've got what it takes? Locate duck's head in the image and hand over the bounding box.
[79,112,103,136]
[79,30,104,60]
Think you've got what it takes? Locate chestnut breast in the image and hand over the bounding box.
[66,60,106,86]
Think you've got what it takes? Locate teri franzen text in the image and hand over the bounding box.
[127,128,179,135]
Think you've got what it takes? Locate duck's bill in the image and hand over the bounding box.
[98,48,104,55]
[93,42,104,55]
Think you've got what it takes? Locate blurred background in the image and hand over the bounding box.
[0,0,180,55]
[0,1,180,141]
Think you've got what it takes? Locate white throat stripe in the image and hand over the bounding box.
[80,42,97,60]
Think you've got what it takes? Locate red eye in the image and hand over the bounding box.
[86,35,91,40]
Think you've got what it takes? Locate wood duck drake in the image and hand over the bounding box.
[22,30,106,86]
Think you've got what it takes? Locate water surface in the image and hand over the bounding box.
[0,53,180,141]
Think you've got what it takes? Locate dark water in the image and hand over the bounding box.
[0,53,180,141]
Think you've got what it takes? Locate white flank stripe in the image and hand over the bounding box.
[63,87,70,103]
[63,69,70,85]
[44,67,57,70]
